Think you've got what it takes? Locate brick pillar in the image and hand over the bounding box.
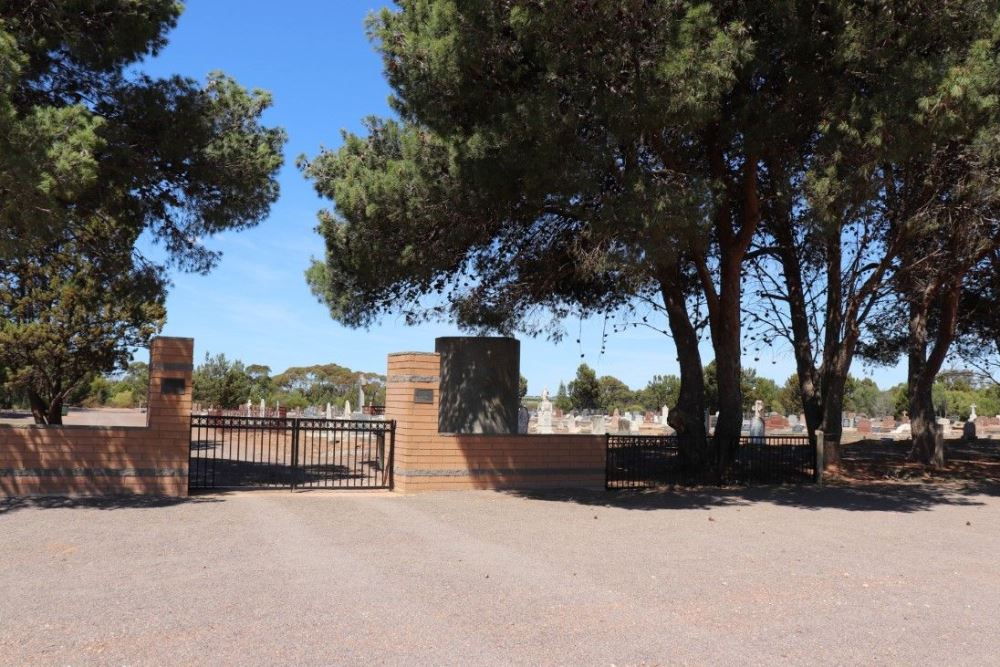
[384,352,440,493]
[147,337,194,496]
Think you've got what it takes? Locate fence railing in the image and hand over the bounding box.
[190,415,395,491]
[606,434,815,488]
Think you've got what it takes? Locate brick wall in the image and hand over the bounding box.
[0,337,193,497]
[386,352,605,492]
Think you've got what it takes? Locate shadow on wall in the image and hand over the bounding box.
[0,493,226,516]
[502,480,1000,513]
[436,337,519,435]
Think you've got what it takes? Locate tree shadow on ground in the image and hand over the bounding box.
[504,480,1000,513]
[0,493,227,516]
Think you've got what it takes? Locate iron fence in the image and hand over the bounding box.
[190,415,394,491]
[606,434,815,489]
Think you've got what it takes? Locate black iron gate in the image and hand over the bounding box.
[606,434,815,488]
[189,415,395,491]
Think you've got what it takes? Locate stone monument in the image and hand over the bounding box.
[749,399,765,443]
[517,405,529,434]
[591,415,606,434]
[537,388,553,434]
[964,403,978,441]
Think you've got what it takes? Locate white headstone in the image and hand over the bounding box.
[591,415,606,434]
[969,404,978,422]
[326,402,333,420]
[344,400,351,417]
[246,399,252,417]
[260,398,266,416]
[537,388,553,434]
[358,384,365,410]
[749,399,765,442]
[630,418,641,434]
[661,405,669,424]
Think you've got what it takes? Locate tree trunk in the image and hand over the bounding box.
[659,279,711,474]
[27,389,49,425]
[906,280,960,468]
[908,384,937,464]
[710,315,743,470]
[820,368,846,468]
[47,394,65,426]
[772,209,824,438]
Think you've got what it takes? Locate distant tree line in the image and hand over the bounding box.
[545,363,1000,422]
[188,353,386,410]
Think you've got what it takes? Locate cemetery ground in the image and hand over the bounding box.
[3,481,1000,666]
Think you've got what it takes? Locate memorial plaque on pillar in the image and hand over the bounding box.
[161,378,186,395]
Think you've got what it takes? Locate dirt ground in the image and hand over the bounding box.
[2,483,999,666]
[838,437,1000,484]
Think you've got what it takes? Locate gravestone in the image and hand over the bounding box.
[591,415,606,434]
[964,404,978,440]
[517,405,529,434]
[765,414,789,430]
[630,418,641,434]
[963,420,977,441]
[537,388,553,434]
[748,399,765,443]
[661,405,670,424]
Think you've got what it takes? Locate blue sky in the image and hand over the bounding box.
[139,0,907,395]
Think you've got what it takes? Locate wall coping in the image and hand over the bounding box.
[0,424,149,432]
[153,336,195,342]
[388,351,439,357]
[438,432,605,439]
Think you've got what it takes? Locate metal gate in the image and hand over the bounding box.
[606,434,815,488]
[189,415,395,491]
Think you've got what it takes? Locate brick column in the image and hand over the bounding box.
[146,337,194,496]
[0,336,194,498]
[384,352,441,493]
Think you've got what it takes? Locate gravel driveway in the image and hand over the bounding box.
[2,484,998,666]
